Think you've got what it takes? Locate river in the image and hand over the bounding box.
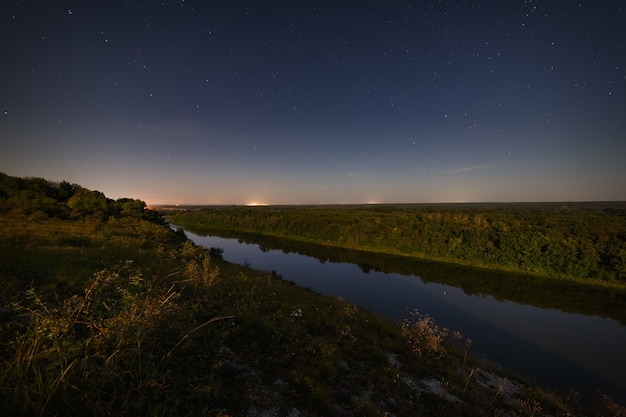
[176,226,626,403]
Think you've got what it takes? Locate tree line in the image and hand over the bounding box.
[168,203,626,284]
[0,172,162,224]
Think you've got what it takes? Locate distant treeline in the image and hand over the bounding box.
[168,204,626,284]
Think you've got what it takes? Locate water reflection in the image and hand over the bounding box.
[178,227,626,403]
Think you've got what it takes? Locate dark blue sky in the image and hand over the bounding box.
[2,1,625,204]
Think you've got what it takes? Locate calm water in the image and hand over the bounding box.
[178,227,626,403]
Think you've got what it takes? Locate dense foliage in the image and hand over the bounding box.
[168,204,626,284]
[0,172,163,224]
[1,173,624,415]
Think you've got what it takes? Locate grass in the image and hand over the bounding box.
[1,212,625,416]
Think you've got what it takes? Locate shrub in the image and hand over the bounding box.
[400,310,449,358]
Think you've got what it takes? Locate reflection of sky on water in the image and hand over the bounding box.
[184,230,626,402]
[402,275,626,393]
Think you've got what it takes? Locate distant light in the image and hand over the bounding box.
[246,202,268,207]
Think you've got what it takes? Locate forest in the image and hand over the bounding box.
[167,203,626,285]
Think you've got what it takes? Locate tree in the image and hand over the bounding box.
[115,198,147,217]
[56,181,80,202]
[67,188,109,219]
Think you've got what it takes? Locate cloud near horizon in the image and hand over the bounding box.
[442,165,492,175]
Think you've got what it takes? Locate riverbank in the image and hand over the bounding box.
[176,226,626,403]
[165,204,626,290]
[2,213,622,416]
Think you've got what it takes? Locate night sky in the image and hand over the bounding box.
[2,1,625,205]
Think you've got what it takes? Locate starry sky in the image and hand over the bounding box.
[1,1,625,205]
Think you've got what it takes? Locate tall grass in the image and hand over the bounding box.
[1,257,231,416]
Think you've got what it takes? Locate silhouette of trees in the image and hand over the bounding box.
[0,172,164,226]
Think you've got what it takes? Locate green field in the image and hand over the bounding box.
[1,173,624,416]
